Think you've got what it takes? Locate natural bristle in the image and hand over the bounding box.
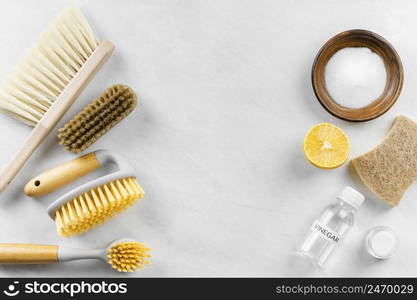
[108,241,151,272]
[58,84,137,153]
[0,6,99,126]
[54,177,144,237]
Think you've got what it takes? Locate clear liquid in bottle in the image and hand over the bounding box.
[297,186,364,267]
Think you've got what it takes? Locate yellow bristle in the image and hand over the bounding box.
[97,187,109,210]
[54,177,144,237]
[123,178,136,201]
[110,181,123,212]
[103,184,116,210]
[107,242,151,273]
[91,189,104,216]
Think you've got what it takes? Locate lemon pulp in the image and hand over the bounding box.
[303,123,350,169]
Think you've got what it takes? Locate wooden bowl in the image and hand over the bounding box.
[311,29,403,122]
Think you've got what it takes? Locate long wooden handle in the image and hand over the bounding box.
[0,41,114,194]
[0,244,58,263]
[0,124,50,194]
[24,152,100,197]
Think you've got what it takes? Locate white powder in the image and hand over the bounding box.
[325,47,387,109]
[369,229,397,258]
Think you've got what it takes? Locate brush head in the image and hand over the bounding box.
[0,7,99,126]
[107,239,151,272]
[54,177,144,237]
[58,84,137,153]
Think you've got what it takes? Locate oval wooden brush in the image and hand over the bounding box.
[0,7,115,193]
[58,84,137,153]
[0,239,151,272]
[24,150,145,237]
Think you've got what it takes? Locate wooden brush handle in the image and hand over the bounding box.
[0,244,58,263]
[0,41,114,194]
[0,125,50,194]
[24,152,100,197]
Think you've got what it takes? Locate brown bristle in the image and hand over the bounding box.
[108,241,152,272]
[54,177,144,237]
[58,84,137,153]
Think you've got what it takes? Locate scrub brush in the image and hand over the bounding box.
[24,149,144,237]
[0,239,151,272]
[0,7,114,193]
[58,84,137,153]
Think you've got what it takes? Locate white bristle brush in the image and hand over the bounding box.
[0,6,114,193]
[0,239,151,272]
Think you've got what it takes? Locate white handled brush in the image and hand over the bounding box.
[0,239,151,272]
[0,7,114,193]
[24,149,145,237]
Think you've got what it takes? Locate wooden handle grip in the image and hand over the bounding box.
[0,244,58,264]
[24,152,100,197]
[0,124,50,193]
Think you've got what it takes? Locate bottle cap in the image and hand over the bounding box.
[365,226,398,259]
[337,186,365,210]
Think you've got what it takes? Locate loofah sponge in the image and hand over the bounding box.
[351,116,417,206]
[58,84,137,153]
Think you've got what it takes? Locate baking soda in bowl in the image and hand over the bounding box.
[325,47,387,109]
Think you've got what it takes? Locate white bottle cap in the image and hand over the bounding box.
[365,226,398,259]
[337,186,365,210]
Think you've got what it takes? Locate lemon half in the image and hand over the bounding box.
[303,123,350,169]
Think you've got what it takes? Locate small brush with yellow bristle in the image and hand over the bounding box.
[107,240,151,272]
[25,149,144,237]
[0,239,151,272]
